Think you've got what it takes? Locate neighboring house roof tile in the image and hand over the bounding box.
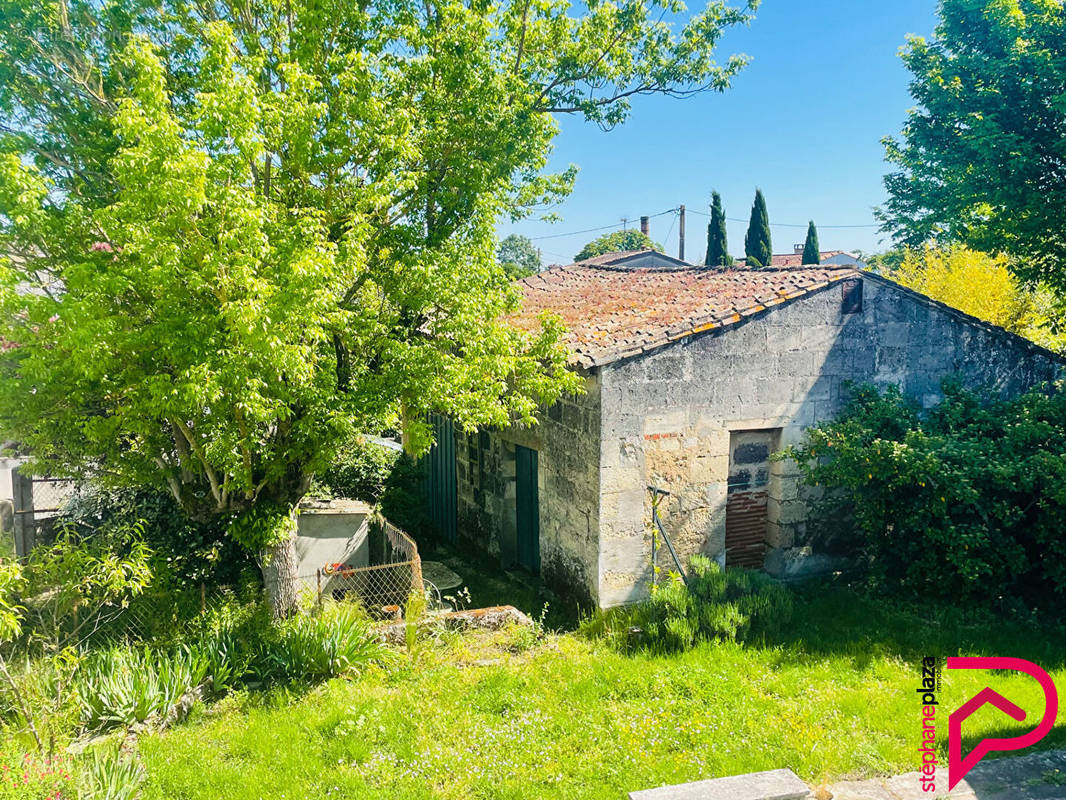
[768,250,851,267]
[512,263,860,367]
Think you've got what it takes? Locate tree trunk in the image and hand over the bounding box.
[259,510,300,618]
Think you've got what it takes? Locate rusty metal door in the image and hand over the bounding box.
[725,430,776,568]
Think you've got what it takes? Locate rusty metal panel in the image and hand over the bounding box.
[725,429,777,569]
[725,490,768,568]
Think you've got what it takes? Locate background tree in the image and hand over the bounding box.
[888,244,1066,351]
[891,246,1031,334]
[744,189,772,268]
[802,221,820,264]
[0,0,760,614]
[574,230,664,263]
[864,248,907,276]
[497,234,541,279]
[704,191,732,267]
[879,0,1066,290]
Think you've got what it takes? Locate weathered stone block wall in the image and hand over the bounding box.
[597,276,1061,606]
[455,375,602,606]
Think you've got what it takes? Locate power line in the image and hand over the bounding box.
[527,207,677,241]
[685,208,878,229]
[662,207,679,246]
[523,205,877,247]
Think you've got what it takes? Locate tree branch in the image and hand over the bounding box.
[171,418,223,508]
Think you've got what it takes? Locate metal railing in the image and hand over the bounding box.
[648,485,688,590]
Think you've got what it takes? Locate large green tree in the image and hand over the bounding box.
[802,221,820,264]
[497,234,541,279]
[744,188,772,268]
[879,0,1066,289]
[574,229,663,263]
[0,0,759,613]
[704,191,731,267]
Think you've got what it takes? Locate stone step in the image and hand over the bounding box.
[628,768,811,800]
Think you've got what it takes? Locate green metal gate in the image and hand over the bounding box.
[515,445,540,574]
[425,414,457,542]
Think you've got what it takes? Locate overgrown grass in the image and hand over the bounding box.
[582,558,794,651]
[138,582,1066,800]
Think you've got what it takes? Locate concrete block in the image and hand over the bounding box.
[628,768,809,800]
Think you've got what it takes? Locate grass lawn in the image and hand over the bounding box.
[138,583,1066,800]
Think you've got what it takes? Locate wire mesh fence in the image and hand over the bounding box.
[11,518,425,655]
[11,470,79,557]
[298,521,424,617]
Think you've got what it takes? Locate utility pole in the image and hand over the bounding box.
[621,216,629,231]
[678,204,686,262]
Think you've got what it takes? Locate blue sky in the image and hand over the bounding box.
[499,0,940,266]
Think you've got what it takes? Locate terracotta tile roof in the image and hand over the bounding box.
[512,263,859,367]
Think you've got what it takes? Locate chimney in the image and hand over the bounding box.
[640,216,649,237]
[794,244,804,255]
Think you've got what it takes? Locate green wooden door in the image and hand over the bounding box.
[425,414,457,542]
[515,445,540,573]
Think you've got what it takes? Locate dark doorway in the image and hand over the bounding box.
[515,445,540,574]
[426,413,457,542]
[725,429,778,568]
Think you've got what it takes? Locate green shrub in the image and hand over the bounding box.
[0,750,73,800]
[256,602,387,684]
[313,438,400,502]
[312,437,428,536]
[60,487,255,590]
[784,380,1066,610]
[379,453,430,537]
[15,522,153,660]
[584,556,793,653]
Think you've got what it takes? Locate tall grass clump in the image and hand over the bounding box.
[257,602,387,684]
[75,647,204,732]
[584,556,793,652]
[79,746,145,800]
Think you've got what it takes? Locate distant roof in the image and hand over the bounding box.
[765,250,862,268]
[571,249,692,269]
[512,263,859,367]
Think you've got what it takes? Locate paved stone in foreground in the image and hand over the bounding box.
[819,749,1066,800]
[628,768,810,800]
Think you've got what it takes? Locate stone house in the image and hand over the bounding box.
[424,250,1062,607]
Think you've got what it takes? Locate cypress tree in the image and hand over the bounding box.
[744,189,772,268]
[704,191,732,267]
[802,220,820,264]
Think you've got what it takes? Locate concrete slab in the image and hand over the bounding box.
[823,750,1066,800]
[629,768,810,800]
[818,780,896,800]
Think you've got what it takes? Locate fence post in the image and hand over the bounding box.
[200,583,206,615]
[11,467,34,561]
[316,568,322,604]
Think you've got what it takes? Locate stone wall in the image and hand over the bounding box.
[596,275,1061,607]
[455,375,603,606]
